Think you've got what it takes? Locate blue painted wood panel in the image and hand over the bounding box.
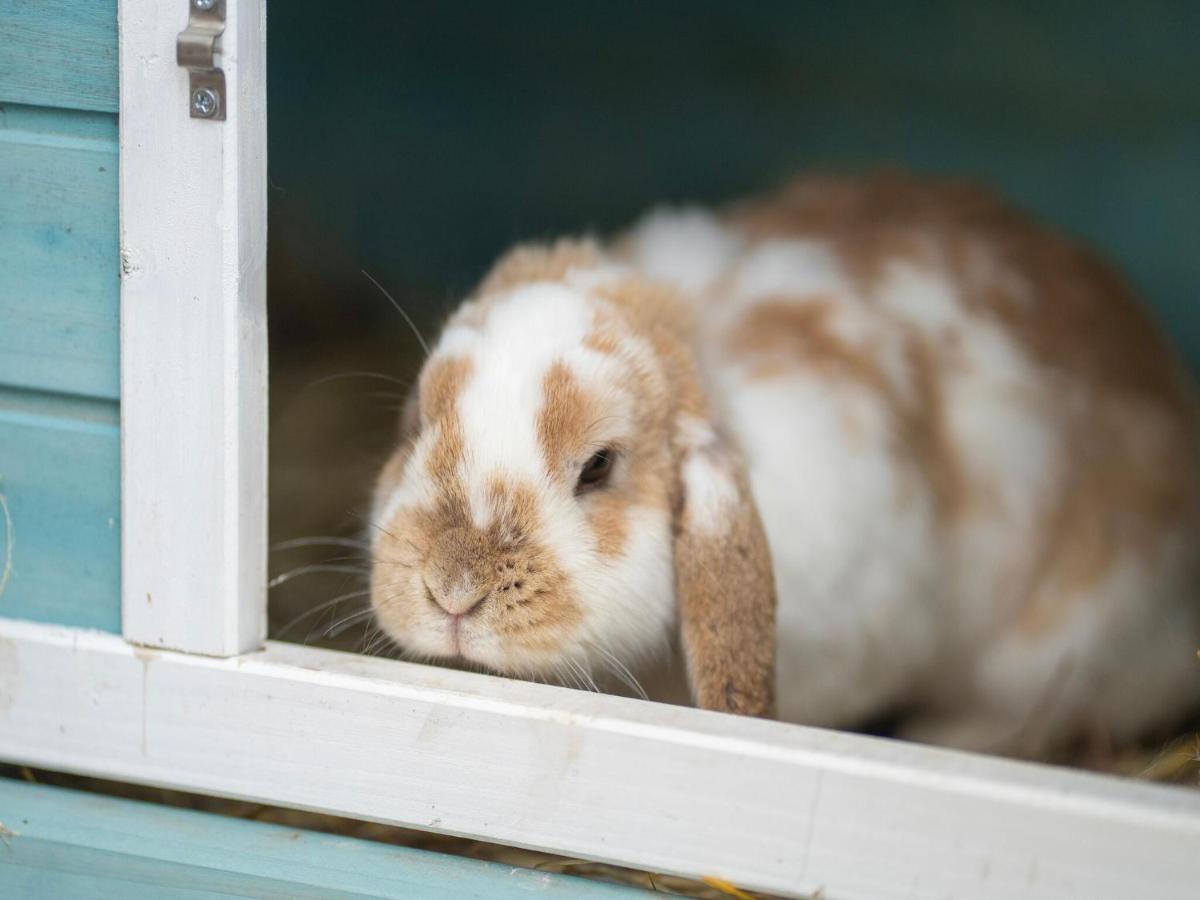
[0,778,643,899]
[0,103,119,401]
[0,389,120,633]
[0,3,122,633]
[0,0,118,113]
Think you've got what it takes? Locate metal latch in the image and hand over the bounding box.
[177,0,226,120]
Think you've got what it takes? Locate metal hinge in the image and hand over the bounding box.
[177,0,227,120]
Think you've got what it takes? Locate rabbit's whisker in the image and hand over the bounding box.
[589,642,648,700]
[361,268,430,357]
[275,589,371,637]
[323,607,377,639]
[268,564,368,589]
[272,535,369,552]
[302,370,410,391]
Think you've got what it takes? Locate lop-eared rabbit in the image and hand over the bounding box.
[368,174,1200,758]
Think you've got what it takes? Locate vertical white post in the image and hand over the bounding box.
[119,0,267,655]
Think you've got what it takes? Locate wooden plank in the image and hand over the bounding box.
[120,0,268,655]
[2,620,1199,900]
[0,105,119,400]
[0,1,118,113]
[0,779,640,899]
[0,392,119,633]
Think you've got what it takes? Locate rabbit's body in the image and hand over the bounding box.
[623,175,1200,755]
[370,173,1199,758]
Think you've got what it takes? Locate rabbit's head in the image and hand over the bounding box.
[369,241,775,715]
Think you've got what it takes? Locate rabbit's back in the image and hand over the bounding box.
[626,173,1200,755]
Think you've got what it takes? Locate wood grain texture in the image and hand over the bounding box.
[3,619,1200,900]
[0,778,639,899]
[120,0,268,655]
[0,0,118,113]
[0,104,119,400]
[0,390,120,633]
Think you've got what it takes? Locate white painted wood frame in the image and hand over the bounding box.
[119,0,268,655]
[3,618,1200,900]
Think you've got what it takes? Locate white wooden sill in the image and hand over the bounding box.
[2,616,1198,900]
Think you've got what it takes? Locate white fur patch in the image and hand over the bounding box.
[627,208,744,295]
[680,451,739,535]
[731,238,853,303]
[875,259,961,332]
[723,363,941,726]
[574,504,675,666]
[449,283,597,525]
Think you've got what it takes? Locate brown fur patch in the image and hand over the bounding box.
[900,335,968,520]
[595,277,710,422]
[417,357,473,489]
[583,320,624,359]
[727,297,890,390]
[537,362,599,470]
[477,239,604,297]
[419,356,473,425]
[588,495,629,558]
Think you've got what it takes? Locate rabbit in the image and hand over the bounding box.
[368,172,1200,758]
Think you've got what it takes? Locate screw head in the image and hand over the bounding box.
[190,87,220,118]
[192,0,217,10]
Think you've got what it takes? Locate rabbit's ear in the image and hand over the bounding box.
[673,419,776,717]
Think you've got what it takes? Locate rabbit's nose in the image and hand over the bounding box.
[424,576,489,617]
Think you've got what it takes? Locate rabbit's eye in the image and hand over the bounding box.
[577,449,615,492]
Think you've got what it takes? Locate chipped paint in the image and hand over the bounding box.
[119,247,140,277]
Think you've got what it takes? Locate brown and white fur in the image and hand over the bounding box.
[370,173,1200,757]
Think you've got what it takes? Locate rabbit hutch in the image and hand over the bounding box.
[2,1,1200,897]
